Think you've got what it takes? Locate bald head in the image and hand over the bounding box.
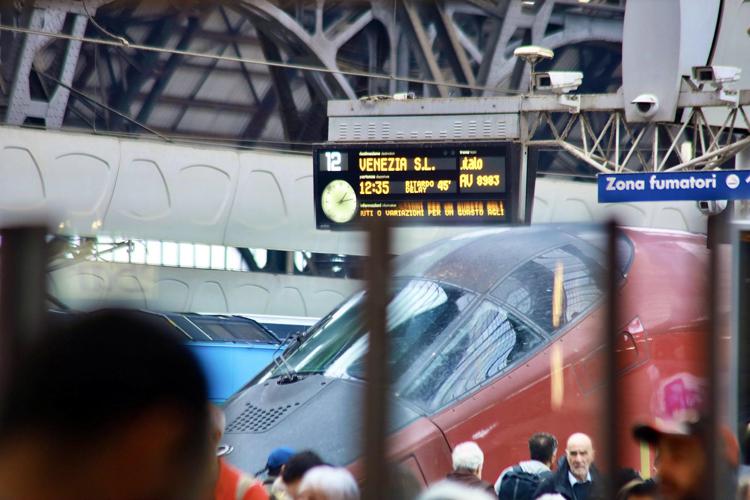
[567,433,593,450]
[566,433,594,482]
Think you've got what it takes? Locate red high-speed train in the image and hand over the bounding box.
[221,224,709,484]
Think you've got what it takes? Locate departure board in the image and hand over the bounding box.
[313,143,521,229]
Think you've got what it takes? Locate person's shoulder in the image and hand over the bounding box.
[494,464,515,491]
[243,479,270,500]
[480,479,496,494]
[534,474,556,494]
[477,479,495,493]
[536,476,555,493]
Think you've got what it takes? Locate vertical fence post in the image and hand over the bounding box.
[734,227,750,475]
[706,231,722,499]
[362,218,391,500]
[605,220,620,499]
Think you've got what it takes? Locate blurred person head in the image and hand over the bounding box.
[208,404,226,447]
[634,426,704,500]
[634,418,739,500]
[296,465,359,500]
[616,478,658,500]
[451,441,485,479]
[529,432,558,467]
[565,433,595,482]
[205,404,225,485]
[261,446,295,478]
[281,450,325,498]
[416,480,497,500]
[0,309,211,500]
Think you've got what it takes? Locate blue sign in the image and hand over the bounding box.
[598,170,750,203]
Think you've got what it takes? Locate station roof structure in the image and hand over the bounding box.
[0,0,624,174]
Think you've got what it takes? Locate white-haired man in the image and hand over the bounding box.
[296,466,359,500]
[418,481,497,500]
[445,441,496,496]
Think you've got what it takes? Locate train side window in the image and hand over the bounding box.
[491,244,605,335]
[401,300,542,411]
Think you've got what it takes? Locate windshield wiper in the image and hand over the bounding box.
[270,333,302,384]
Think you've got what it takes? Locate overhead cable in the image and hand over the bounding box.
[80,0,131,46]
[35,69,171,141]
[0,23,522,96]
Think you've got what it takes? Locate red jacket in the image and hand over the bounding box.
[214,459,269,500]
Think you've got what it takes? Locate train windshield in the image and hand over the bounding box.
[262,279,474,382]
[255,227,634,411]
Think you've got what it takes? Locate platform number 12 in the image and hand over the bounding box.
[325,151,342,171]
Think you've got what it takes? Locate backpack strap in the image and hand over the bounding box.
[538,469,554,479]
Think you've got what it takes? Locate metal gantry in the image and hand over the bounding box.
[329,88,750,174]
[523,90,750,173]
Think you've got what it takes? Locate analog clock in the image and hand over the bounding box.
[321,180,358,223]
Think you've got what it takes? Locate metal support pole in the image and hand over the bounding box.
[706,234,724,499]
[733,225,750,471]
[519,144,529,224]
[735,148,750,220]
[519,104,529,223]
[362,218,391,500]
[0,226,48,395]
[604,219,620,499]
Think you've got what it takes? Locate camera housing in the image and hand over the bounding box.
[533,71,583,94]
[631,94,660,118]
[692,65,741,87]
[696,199,728,216]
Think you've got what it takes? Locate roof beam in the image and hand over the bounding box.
[136,15,201,124]
[168,16,248,132]
[256,29,300,140]
[110,13,181,130]
[133,93,259,113]
[241,88,276,141]
[219,6,260,104]
[194,28,259,46]
[402,0,449,97]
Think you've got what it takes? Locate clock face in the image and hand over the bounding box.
[321,180,358,224]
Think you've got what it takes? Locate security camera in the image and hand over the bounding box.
[631,94,659,117]
[692,66,741,87]
[696,199,727,216]
[533,71,583,94]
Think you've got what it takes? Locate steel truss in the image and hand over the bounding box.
[524,92,750,173]
[329,89,750,174]
[1,0,625,148]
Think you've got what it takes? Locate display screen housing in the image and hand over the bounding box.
[313,142,522,229]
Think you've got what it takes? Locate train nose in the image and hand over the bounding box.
[221,374,421,473]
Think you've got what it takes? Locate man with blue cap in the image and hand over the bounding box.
[259,447,295,496]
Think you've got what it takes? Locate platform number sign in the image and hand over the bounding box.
[324,151,343,171]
